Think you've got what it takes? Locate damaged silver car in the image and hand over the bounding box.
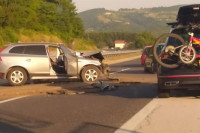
[0,43,109,86]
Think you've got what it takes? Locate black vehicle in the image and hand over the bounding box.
[156,4,200,98]
[144,43,164,73]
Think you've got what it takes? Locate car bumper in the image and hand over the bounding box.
[144,61,152,69]
[158,76,200,90]
[101,64,110,76]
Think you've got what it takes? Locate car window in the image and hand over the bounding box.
[171,28,200,43]
[9,46,25,54]
[47,46,61,62]
[24,45,47,55]
[166,28,188,47]
[143,47,151,55]
[157,44,164,55]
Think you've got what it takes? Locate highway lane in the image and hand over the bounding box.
[0,57,158,133]
[109,58,157,83]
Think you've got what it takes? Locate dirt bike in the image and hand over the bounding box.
[153,24,200,68]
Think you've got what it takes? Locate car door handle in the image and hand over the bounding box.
[26,59,31,62]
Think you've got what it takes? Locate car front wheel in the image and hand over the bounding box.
[81,66,100,83]
[7,67,28,86]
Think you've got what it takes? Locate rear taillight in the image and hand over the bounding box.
[0,46,7,53]
[0,46,7,62]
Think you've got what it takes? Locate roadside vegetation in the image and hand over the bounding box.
[0,0,84,47]
[84,32,156,49]
[0,0,155,50]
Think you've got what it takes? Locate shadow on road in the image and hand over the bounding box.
[45,80,200,98]
[45,80,158,99]
[0,109,52,133]
[170,90,200,98]
[0,121,33,133]
[70,122,140,133]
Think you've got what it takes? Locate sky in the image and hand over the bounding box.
[72,0,200,12]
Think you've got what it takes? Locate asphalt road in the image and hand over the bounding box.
[0,57,158,133]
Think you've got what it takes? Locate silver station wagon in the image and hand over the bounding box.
[0,43,109,86]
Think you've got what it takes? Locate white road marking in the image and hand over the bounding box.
[0,96,27,104]
[114,99,158,133]
[110,68,131,75]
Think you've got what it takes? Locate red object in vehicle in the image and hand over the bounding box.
[0,46,7,61]
[141,46,152,65]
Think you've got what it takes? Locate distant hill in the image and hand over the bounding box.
[78,5,184,35]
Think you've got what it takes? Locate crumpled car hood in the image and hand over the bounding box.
[82,51,104,62]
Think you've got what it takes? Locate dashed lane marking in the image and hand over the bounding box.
[0,96,27,104]
[110,68,131,75]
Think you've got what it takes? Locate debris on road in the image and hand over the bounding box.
[0,78,143,99]
[92,81,117,91]
[46,81,117,96]
[46,90,85,95]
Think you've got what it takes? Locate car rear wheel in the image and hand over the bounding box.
[158,79,170,98]
[81,66,100,83]
[144,65,148,72]
[158,89,170,98]
[7,67,28,86]
[150,62,156,73]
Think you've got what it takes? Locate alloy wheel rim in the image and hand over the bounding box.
[85,69,98,81]
[11,70,24,84]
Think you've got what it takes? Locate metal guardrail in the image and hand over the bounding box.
[80,49,142,58]
[102,49,142,58]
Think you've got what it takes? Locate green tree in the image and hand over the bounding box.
[0,0,84,45]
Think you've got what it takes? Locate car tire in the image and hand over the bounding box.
[158,79,170,98]
[7,67,28,86]
[144,64,148,72]
[81,66,100,83]
[158,87,170,98]
[144,67,148,72]
[158,89,170,98]
[150,63,155,73]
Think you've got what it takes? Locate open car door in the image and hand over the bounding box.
[64,53,78,76]
[60,45,78,76]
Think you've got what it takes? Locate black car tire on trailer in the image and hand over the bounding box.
[7,67,28,86]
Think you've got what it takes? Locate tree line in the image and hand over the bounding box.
[84,32,156,49]
[0,0,156,50]
[0,0,84,46]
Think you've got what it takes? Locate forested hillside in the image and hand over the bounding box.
[0,0,94,49]
[79,5,183,35]
[84,32,155,49]
[0,1,182,50]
